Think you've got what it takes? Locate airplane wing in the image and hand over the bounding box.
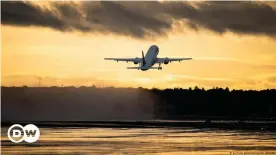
[157,58,192,63]
[104,58,142,63]
[105,51,146,64]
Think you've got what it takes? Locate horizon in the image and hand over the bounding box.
[2,1,276,90]
[2,85,276,91]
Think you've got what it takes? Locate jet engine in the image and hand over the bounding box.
[164,57,169,65]
[134,57,139,64]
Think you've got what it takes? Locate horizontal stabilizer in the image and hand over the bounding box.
[150,67,162,69]
[127,67,140,69]
[127,67,162,70]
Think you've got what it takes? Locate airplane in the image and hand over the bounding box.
[104,45,192,71]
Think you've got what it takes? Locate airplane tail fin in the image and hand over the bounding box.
[142,50,146,66]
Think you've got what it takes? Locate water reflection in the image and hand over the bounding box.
[2,127,276,154]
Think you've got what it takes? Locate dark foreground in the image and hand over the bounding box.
[2,86,276,122]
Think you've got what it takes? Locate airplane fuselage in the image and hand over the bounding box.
[141,45,159,71]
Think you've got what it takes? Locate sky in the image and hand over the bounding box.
[2,1,276,90]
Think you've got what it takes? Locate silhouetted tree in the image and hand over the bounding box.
[1,86,276,121]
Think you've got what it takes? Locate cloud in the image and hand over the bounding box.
[1,1,66,30]
[2,1,276,38]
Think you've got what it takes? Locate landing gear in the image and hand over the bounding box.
[158,63,162,70]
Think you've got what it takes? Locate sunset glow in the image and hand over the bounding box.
[2,1,276,90]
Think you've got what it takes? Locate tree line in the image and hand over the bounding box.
[1,86,275,121]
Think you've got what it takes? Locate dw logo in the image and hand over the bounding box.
[7,124,40,143]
